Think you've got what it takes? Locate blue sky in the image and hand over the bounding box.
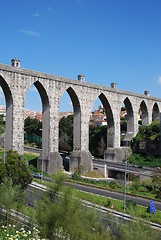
[0,0,161,112]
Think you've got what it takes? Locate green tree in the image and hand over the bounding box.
[152,168,161,199]
[3,150,32,189]
[36,172,109,240]
[108,216,160,240]
[0,178,25,225]
[0,115,5,134]
[132,120,161,157]
[24,117,42,137]
[59,115,73,152]
[0,159,6,183]
[89,125,107,157]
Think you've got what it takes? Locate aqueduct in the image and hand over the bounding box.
[0,58,161,173]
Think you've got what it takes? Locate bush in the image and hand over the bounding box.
[156,189,161,199]
[126,199,137,209]
[147,206,150,213]
[1,150,32,189]
[131,121,161,158]
[105,199,112,207]
[0,225,40,239]
[109,182,118,189]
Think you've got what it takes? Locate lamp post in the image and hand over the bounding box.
[3,127,5,163]
[41,150,44,181]
[39,128,43,181]
[123,140,127,211]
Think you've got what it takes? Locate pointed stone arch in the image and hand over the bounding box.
[34,81,50,169]
[122,97,134,141]
[60,87,81,151]
[0,75,13,150]
[152,102,160,121]
[67,87,81,150]
[24,81,50,170]
[140,100,148,126]
[99,93,114,148]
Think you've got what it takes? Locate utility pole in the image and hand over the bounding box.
[39,128,43,181]
[124,140,127,211]
[3,127,5,164]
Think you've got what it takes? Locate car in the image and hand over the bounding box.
[32,173,43,179]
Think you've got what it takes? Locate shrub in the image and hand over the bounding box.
[105,199,111,207]
[1,150,32,189]
[109,181,118,189]
[156,189,161,199]
[126,199,137,209]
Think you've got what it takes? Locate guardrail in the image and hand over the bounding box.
[29,182,161,231]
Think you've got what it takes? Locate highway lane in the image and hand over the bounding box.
[66,181,161,210]
[94,158,156,176]
[26,182,161,231]
[40,177,161,210]
[24,146,156,177]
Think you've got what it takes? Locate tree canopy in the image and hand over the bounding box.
[24,117,42,137]
[0,150,32,189]
[0,115,5,134]
[132,120,160,157]
[59,115,73,152]
[0,178,24,225]
[36,172,109,240]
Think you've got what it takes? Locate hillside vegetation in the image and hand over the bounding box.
[129,120,161,167]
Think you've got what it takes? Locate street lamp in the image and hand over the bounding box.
[3,127,5,164]
[123,140,128,211]
[41,150,44,181]
[39,128,43,181]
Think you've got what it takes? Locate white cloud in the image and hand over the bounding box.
[47,7,52,12]
[32,13,40,17]
[19,29,40,37]
[158,76,161,85]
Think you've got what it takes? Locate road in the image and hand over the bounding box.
[24,146,156,177]
[30,177,161,211]
[94,158,156,176]
[26,182,161,231]
[66,181,161,210]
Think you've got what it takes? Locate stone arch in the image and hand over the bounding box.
[152,102,160,121]
[122,97,134,141]
[0,75,13,150]
[139,100,148,126]
[99,93,114,148]
[25,81,50,169]
[60,86,81,151]
[34,81,50,167]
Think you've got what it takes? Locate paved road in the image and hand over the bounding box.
[24,146,156,176]
[94,159,156,176]
[40,177,161,210]
[81,184,161,209]
[66,181,161,210]
[26,181,161,231]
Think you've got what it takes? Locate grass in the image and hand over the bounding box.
[24,151,39,161]
[0,150,39,162]
[69,175,161,201]
[33,177,161,225]
[83,170,105,178]
[76,190,161,225]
